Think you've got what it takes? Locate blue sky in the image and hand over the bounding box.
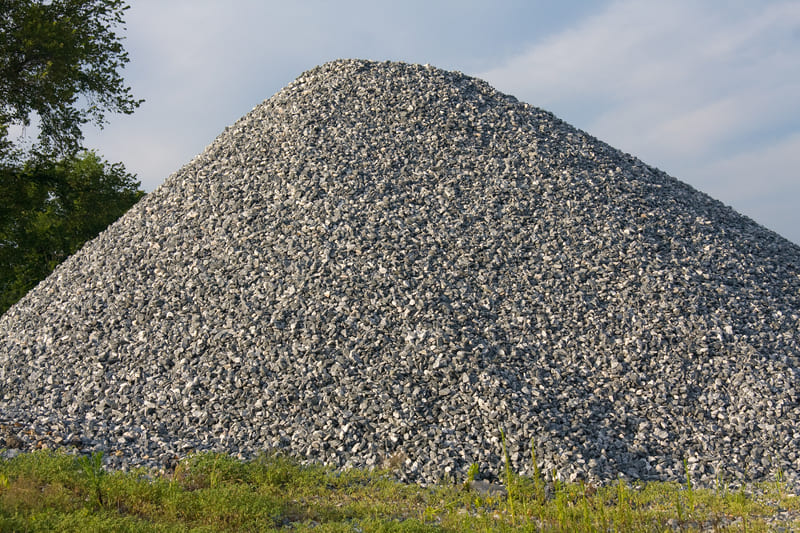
[80,1,800,245]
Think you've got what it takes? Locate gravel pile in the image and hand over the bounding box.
[1,59,799,488]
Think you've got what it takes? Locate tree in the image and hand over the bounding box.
[0,0,142,160]
[0,0,145,314]
[0,151,144,314]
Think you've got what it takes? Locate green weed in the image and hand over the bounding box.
[499,428,515,521]
[77,451,106,508]
[0,448,797,531]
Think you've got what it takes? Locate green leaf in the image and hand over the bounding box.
[0,151,144,314]
[1,0,143,161]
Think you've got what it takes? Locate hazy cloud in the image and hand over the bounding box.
[479,0,800,242]
[77,1,799,244]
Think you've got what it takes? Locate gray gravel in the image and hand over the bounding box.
[1,59,799,489]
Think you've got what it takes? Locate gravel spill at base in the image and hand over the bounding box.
[1,59,799,489]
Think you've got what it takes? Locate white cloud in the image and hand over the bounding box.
[64,1,800,242]
[693,131,800,217]
[700,132,800,245]
[479,0,800,244]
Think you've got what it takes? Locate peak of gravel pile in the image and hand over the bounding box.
[2,59,799,487]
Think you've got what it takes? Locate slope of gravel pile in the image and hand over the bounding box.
[1,59,799,488]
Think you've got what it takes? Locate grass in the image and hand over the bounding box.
[0,448,797,532]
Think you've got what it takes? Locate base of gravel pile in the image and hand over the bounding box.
[1,59,799,489]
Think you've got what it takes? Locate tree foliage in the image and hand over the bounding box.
[0,151,144,314]
[0,0,142,159]
[0,0,145,314]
